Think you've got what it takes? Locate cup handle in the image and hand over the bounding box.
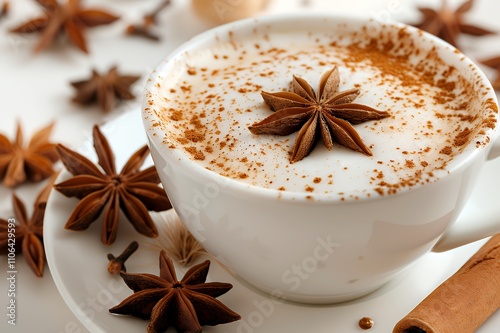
[432,139,500,252]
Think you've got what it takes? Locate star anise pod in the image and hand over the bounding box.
[0,1,9,19]
[54,125,172,245]
[0,173,57,277]
[9,0,119,53]
[413,0,495,48]
[0,122,59,188]
[481,56,500,90]
[109,250,241,333]
[249,67,390,163]
[70,66,140,113]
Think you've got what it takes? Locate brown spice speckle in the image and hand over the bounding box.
[439,146,452,155]
[405,160,415,169]
[184,129,205,142]
[185,147,205,160]
[453,127,472,147]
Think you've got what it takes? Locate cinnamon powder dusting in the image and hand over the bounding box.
[185,147,205,160]
[145,22,498,199]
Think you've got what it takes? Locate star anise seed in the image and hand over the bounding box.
[109,250,241,333]
[481,56,500,90]
[0,122,59,188]
[70,66,140,113]
[54,125,172,245]
[413,0,495,49]
[10,0,119,53]
[0,173,57,277]
[249,67,390,163]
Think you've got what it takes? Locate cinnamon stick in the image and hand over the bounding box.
[393,235,500,333]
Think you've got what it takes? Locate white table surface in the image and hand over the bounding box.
[1,0,499,332]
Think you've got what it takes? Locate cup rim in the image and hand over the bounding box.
[143,12,499,204]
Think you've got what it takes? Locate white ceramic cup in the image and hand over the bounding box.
[143,14,500,304]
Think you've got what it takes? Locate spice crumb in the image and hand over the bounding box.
[358,317,374,330]
[439,146,452,155]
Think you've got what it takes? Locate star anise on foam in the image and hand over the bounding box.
[481,56,500,90]
[248,66,390,163]
[10,0,119,53]
[109,250,241,333]
[54,125,172,245]
[0,174,57,277]
[413,0,495,48]
[0,122,59,188]
[70,66,140,113]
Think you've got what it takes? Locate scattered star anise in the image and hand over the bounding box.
[413,0,495,48]
[10,0,119,53]
[0,173,57,277]
[109,250,241,333]
[125,0,171,41]
[481,56,500,90]
[248,67,390,163]
[54,125,172,245]
[70,66,140,113]
[0,122,59,188]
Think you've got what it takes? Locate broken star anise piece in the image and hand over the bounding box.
[70,66,140,113]
[413,0,495,49]
[481,56,500,90]
[249,66,390,163]
[54,125,172,245]
[0,173,57,277]
[10,0,119,53]
[0,122,59,188]
[125,0,171,41]
[109,250,241,333]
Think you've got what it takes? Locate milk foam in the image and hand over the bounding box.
[146,23,496,199]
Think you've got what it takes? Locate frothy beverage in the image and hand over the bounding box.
[144,15,500,304]
[145,21,497,199]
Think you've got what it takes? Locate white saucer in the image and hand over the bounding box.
[44,110,500,333]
